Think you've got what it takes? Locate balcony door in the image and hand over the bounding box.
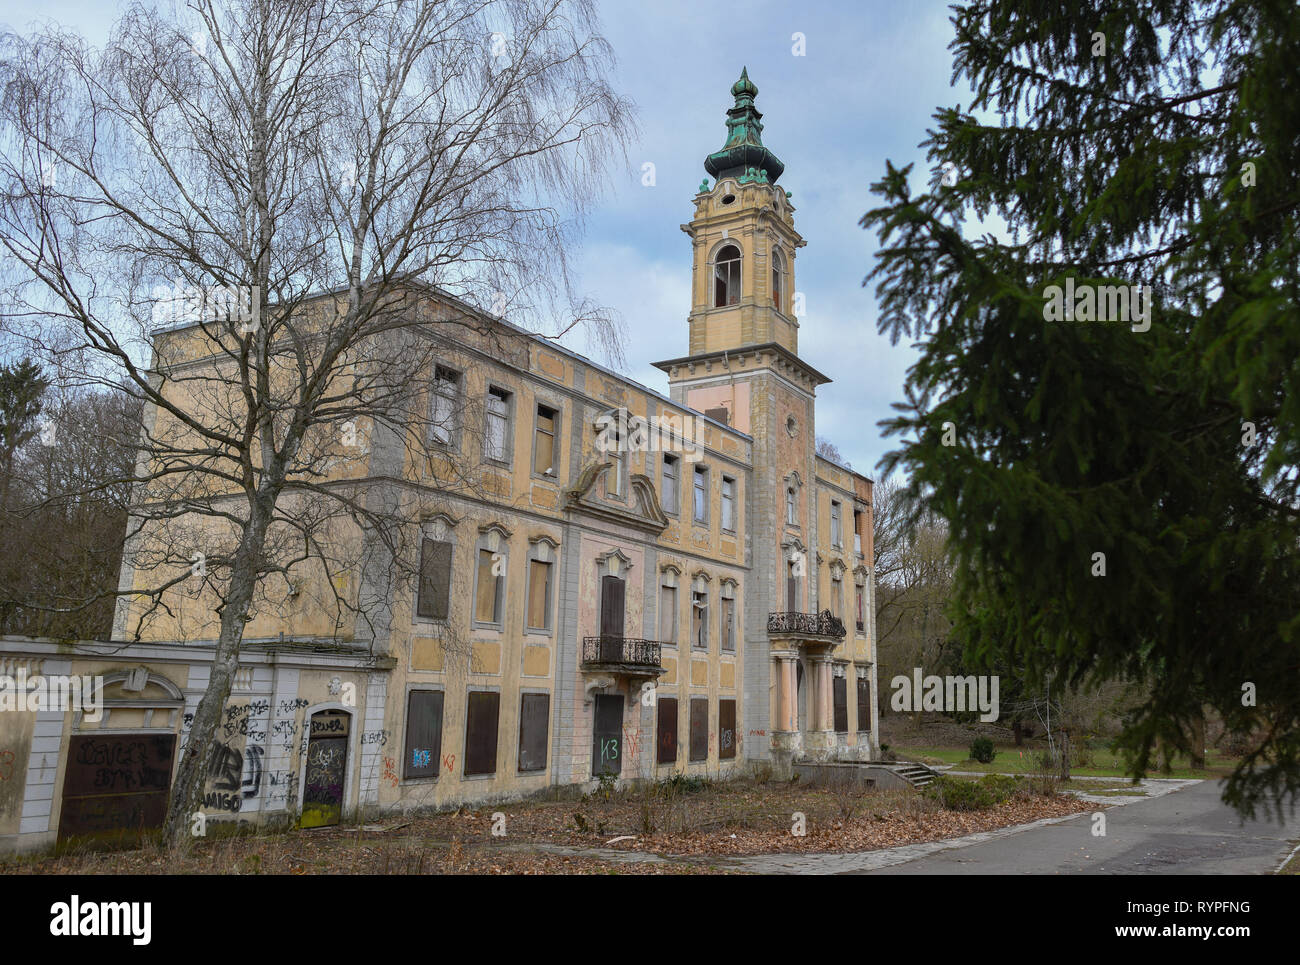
[600,574,625,646]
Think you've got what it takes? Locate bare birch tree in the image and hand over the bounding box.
[0,0,633,846]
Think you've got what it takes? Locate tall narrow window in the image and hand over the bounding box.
[464,691,500,776]
[857,674,872,731]
[518,693,549,772]
[713,244,741,307]
[856,585,865,632]
[661,454,679,514]
[832,573,843,618]
[416,538,453,620]
[721,476,736,532]
[485,387,510,462]
[430,366,459,446]
[786,559,798,611]
[831,500,842,547]
[833,675,848,733]
[854,509,863,555]
[403,690,444,780]
[692,590,708,648]
[659,583,677,643]
[526,559,552,630]
[693,465,708,524]
[771,248,785,311]
[475,548,502,624]
[600,574,625,639]
[533,404,557,475]
[721,587,736,652]
[786,487,796,525]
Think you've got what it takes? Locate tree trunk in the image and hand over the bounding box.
[162,505,271,847]
[1012,720,1024,746]
[1190,710,1206,770]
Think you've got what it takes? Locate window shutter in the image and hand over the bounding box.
[857,676,872,731]
[719,699,736,759]
[600,575,625,638]
[833,676,849,733]
[464,691,500,775]
[689,698,708,761]
[656,697,678,764]
[518,693,549,772]
[417,539,452,620]
[403,690,443,779]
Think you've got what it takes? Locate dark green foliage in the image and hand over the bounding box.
[863,0,1300,819]
[970,737,996,763]
[924,774,1021,811]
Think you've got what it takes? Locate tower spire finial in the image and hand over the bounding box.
[705,68,784,184]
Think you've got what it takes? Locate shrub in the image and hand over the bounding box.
[970,737,996,763]
[923,774,1020,811]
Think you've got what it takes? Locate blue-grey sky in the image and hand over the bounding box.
[0,0,965,477]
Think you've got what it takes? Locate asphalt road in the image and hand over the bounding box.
[855,780,1297,874]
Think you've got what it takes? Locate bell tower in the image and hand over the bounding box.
[683,67,805,357]
[655,69,836,766]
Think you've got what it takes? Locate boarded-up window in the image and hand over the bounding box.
[721,593,735,651]
[659,585,677,643]
[600,574,625,638]
[786,561,798,611]
[719,699,736,759]
[475,548,501,624]
[832,575,843,618]
[689,697,708,761]
[856,585,865,631]
[518,693,549,772]
[416,539,452,620]
[464,691,500,776]
[857,676,872,731]
[526,559,552,630]
[833,676,848,733]
[657,697,678,764]
[404,690,444,779]
[533,404,557,475]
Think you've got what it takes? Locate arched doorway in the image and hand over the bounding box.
[300,709,350,829]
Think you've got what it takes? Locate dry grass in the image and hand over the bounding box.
[0,776,1094,874]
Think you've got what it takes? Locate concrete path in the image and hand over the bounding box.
[851,779,1296,875]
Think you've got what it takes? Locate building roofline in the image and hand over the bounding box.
[148,278,753,443]
[651,341,833,387]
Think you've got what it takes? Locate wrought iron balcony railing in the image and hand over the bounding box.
[766,610,847,640]
[581,636,664,670]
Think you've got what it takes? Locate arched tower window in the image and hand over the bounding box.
[714,244,741,307]
[772,248,785,311]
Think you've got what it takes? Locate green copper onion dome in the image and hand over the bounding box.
[704,67,785,185]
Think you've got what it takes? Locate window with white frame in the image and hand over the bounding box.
[831,500,842,548]
[533,403,558,476]
[721,475,736,532]
[484,387,511,462]
[430,366,460,446]
[662,453,680,515]
[693,465,708,524]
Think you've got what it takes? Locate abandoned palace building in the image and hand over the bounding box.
[0,70,877,852]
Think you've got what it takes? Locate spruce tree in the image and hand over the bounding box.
[863,0,1300,818]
